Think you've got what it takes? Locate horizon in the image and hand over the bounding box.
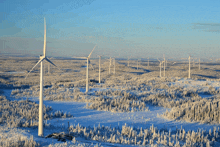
[0,54,217,62]
[1,0,220,59]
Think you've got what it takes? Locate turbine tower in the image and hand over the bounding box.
[160,62,162,77]
[73,45,96,93]
[25,18,61,137]
[98,55,102,83]
[109,57,111,74]
[157,58,163,77]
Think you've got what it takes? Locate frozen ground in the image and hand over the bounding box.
[3,86,220,146]
[1,57,220,146]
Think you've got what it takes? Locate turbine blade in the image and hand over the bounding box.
[43,17,46,57]
[45,57,63,72]
[88,45,97,58]
[89,60,94,70]
[25,58,45,79]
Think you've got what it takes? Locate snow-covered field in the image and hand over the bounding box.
[1,57,220,146]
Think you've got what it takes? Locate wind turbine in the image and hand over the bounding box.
[199,58,200,70]
[157,58,164,77]
[47,57,53,74]
[109,57,112,74]
[97,55,103,83]
[73,45,97,93]
[25,18,61,137]
[112,55,119,75]
[47,57,54,74]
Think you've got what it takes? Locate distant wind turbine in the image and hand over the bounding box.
[109,57,112,74]
[157,58,164,77]
[97,55,103,83]
[199,58,200,70]
[25,18,61,137]
[73,45,97,93]
[112,55,119,74]
[47,57,52,74]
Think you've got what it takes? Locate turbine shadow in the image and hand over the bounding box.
[193,74,218,79]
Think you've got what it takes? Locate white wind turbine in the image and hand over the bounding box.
[113,57,116,74]
[111,55,119,74]
[109,57,112,74]
[25,18,61,137]
[157,58,164,77]
[47,57,53,74]
[108,56,116,74]
[47,57,54,74]
[73,45,97,93]
[97,55,103,83]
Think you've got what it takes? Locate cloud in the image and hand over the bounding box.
[192,23,220,33]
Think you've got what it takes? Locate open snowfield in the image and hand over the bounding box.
[1,57,220,146]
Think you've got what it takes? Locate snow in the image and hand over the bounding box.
[2,58,220,146]
[0,71,25,74]
[3,87,220,146]
[41,99,220,135]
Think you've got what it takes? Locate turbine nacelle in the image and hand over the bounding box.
[25,56,60,79]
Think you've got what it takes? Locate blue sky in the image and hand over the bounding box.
[1,0,220,59]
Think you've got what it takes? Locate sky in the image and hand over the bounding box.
[0,0,220,59]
